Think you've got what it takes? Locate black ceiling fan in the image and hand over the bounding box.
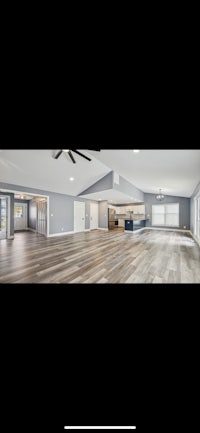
[54,149,100,163]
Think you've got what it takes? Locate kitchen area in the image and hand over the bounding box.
[108,203,148,232]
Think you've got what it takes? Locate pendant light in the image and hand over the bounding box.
[155,188,165,201]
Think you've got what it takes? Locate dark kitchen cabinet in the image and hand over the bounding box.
[125,219,145,231]
[125,220,133,231]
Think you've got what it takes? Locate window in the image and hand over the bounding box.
[152,203,179,227]
[14,206,23,218]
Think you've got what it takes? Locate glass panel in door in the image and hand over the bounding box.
[0,197,7,240]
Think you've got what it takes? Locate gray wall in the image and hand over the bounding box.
[0,191,14,237]
[0,182,99,236]
[48,193,92,233]
[190,181,200,234]
[144,193,190,230]
[79,171,113,195]
[113,174,144,202]
[99,201,108,229]
[79,171,144,203]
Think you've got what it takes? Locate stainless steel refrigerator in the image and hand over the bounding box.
[108,208,118,229]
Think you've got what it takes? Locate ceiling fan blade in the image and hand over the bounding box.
[54,150,63,159]
[68,150,76,164]
[72,150,91,161]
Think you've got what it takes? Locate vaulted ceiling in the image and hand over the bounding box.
[0,149,199,199]
[87,149,200,198]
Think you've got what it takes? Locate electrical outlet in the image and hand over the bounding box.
[61,227,64,231]
[184,226,186,229]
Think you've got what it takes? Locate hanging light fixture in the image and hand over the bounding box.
[155,188,165,201]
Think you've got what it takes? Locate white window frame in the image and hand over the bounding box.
[152,203,179,227]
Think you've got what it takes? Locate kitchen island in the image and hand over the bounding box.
[124,219,146,231]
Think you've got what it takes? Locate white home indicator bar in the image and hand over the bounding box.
[64,425,136,430]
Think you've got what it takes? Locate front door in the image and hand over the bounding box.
[14,203,27,231]
[74,201,85,232]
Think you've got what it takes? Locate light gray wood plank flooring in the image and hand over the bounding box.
[0,229,199,283]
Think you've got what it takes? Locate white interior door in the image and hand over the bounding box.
[74,201,85,232]
[90,202,99,230]
[14,203,27,231]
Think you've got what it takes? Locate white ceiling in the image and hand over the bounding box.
[0,149,111,197]
[14,193,35,200]
[0,149,199,199]
[79,189,143,204]
[88,149,200,198]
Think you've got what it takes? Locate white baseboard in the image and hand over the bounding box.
[8,235,14,239]
[144,227,191,233]
[48,229,92,237]
[14,228,29,231]
[97,227,109,231]
[28,228,37,233]
[189,230,200,247]
[48,231,75,237]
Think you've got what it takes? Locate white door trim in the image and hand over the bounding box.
[0,188,49,237]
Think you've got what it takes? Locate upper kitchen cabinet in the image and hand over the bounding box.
[133,204,145,215]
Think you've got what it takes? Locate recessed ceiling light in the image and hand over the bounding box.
[63,149,69,153]
[69,177,74,181]
[133,149,140,153]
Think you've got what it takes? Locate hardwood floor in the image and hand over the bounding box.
[0,229,200,283]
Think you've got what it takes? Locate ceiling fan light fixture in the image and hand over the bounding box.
[155,188,165,201]
[54,149,100,163]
